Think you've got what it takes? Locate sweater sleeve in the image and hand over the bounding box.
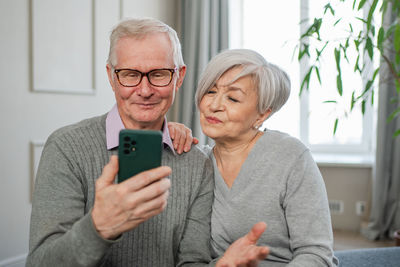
[176,154,214,266]
[283,150,337,267]
[26,136,116,267]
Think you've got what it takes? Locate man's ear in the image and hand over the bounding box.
[175,65,187,90]
[106,64,116,92]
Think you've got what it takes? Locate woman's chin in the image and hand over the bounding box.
[201,127,220,139]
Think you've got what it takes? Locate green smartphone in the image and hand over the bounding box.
[118,129,163,183]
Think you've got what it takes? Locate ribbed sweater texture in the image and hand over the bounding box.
[27,114,214,267]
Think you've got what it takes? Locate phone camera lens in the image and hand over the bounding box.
[124,149,129,154]
[124,136,130,142]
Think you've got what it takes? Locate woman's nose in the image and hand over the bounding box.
[209,94,223,111]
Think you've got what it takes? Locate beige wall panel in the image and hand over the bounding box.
[320,166,372,232]
[32,0,94,93]
[121,0,176,27]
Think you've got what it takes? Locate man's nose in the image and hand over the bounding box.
[136,76,154,97]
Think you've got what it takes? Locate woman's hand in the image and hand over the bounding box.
[216,222,269,267]
[168,122,199,154]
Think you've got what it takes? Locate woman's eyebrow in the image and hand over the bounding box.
[226,86,247,95]
[215,83,247,95]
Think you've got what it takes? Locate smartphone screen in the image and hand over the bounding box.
[118,129,162,183]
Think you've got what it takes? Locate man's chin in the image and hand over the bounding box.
[127,116,164,130]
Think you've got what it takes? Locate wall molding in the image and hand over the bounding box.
[0,253,27,267]
[30,0,96,94]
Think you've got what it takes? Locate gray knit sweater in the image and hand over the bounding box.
[207,130,338,266]
[27,114,214,267]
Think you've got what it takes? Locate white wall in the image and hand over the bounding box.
[0,0,177,265]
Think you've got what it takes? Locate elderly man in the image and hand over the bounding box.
[27,18,268,267]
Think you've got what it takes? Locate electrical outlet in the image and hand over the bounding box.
[356,201,366,216]
[329,200,344,214]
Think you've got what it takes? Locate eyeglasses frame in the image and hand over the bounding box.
[114,67,177,87]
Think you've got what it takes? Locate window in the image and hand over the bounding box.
[229,0,377,161]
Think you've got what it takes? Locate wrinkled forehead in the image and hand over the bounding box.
[217,65,257,89]
[115,33,174,68]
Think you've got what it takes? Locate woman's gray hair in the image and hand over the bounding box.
[195,49,291,118]
[107,17,184,72]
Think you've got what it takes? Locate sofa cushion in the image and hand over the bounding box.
[335,247,400,267]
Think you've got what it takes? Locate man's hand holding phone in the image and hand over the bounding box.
[91,155,171,240]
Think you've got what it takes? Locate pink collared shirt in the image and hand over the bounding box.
[106,104,175,154]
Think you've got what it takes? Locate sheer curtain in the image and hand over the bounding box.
[362,4,400,240]
[175,0,229,144]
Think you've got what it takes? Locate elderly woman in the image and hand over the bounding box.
[192,49,337,266]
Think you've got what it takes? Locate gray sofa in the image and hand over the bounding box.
[335,247,400,267]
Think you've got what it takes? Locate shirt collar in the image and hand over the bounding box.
[106,104,175,154]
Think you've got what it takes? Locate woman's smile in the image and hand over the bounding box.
[205,116,223,124]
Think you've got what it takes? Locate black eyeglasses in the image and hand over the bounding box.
[114,68,177,87]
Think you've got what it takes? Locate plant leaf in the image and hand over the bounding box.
[356,17,367,24]
[390,97,399,104]
[354,55,361,73]
[371,89,374,105]
[351,91,356,111]
[298,43,310,60]
[334,48,343,95]
[386,24,397,39]
[363,80,374,96]
[365,37,374,60]
[387,107,400,123]
[381,0,388,14]
[324,3,335,16]
[333,118,339,135]
[377,27,385,51]
[334,48,341,71]
[349,23,354,33]
[315,67,321,84]
[397,80,400,94]
[316,42,329,60]
[361,100,366,115]
[366,0,379,32]
[300,18,322,40]
[354,39,360,51]
[393,128,400,138]
[337,75,343,96]
[300,67,313,95]
[394,24,400,52]
[358,68,379,99]
[372,67,380,80]
[358,0,368,10]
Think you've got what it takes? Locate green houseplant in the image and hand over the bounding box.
[297,0,400,136]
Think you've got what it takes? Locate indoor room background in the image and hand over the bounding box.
[1,0,397,266]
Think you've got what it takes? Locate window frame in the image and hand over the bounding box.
[230,0,376,159]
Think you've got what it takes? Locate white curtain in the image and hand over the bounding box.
[362,4,400,240]
[177,0,229,144]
